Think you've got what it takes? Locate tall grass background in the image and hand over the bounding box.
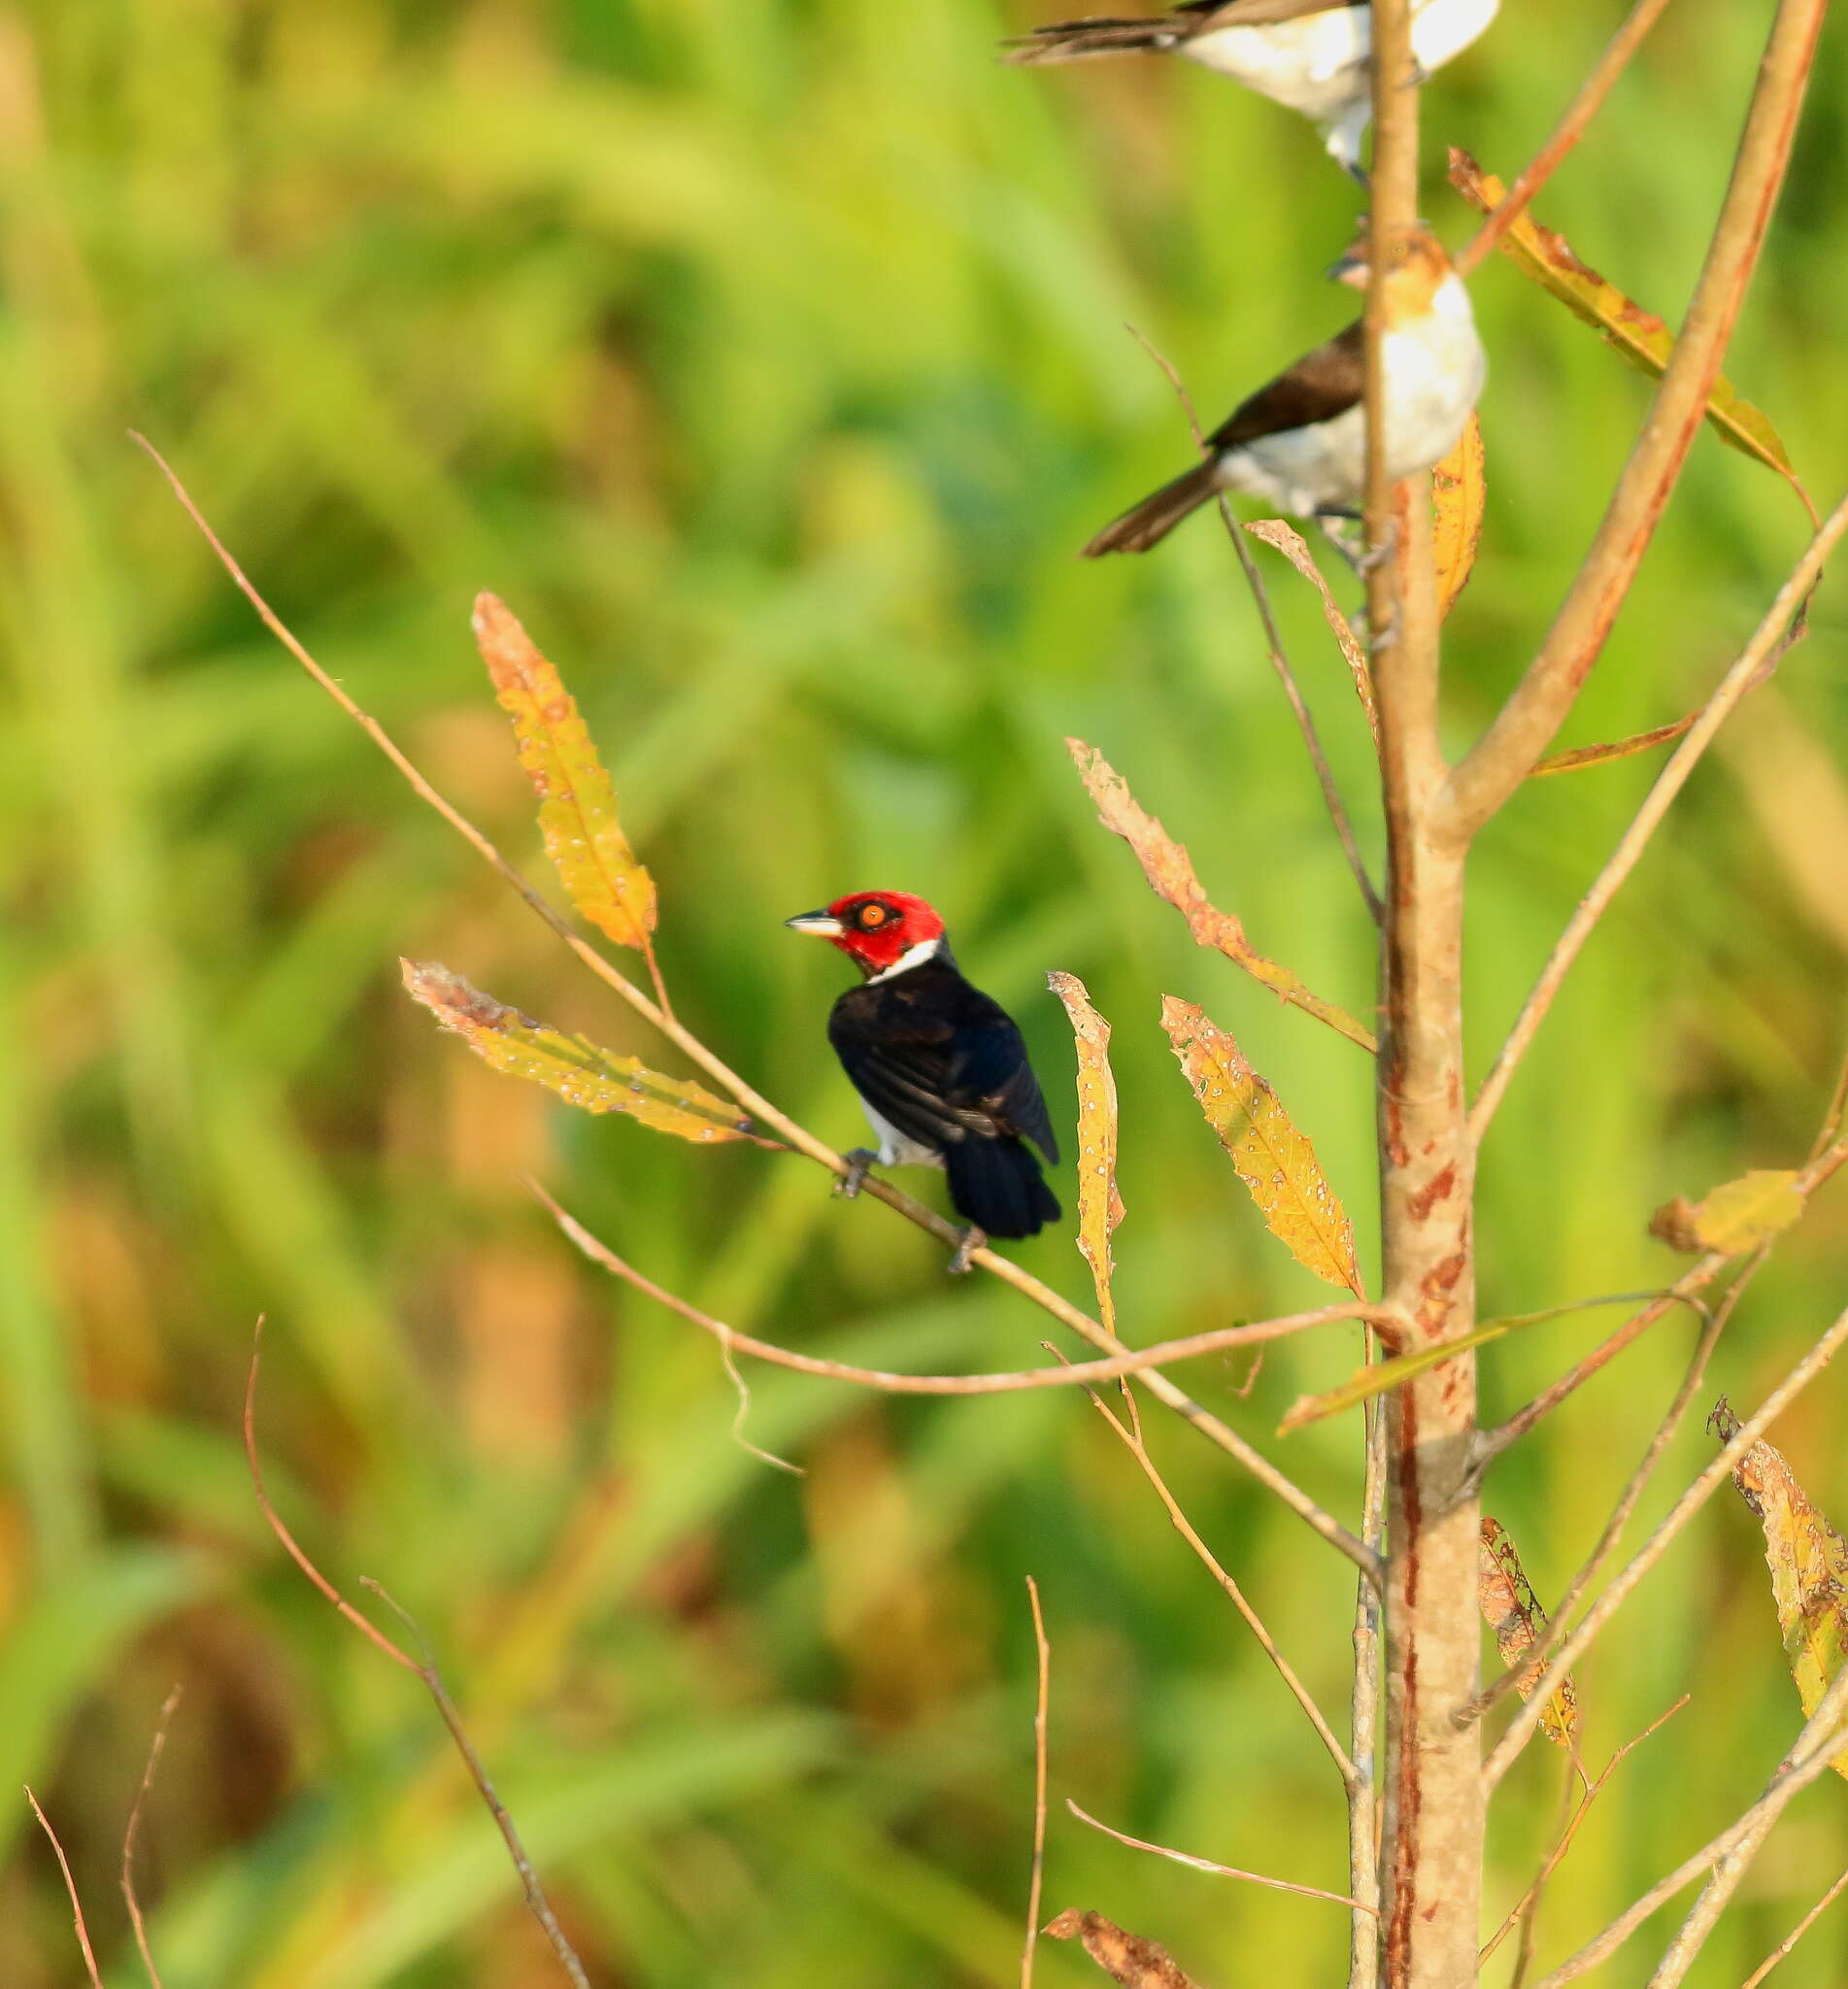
[2,0,1846,1981]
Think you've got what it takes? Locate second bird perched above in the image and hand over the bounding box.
[1083,221,1484,556]
[1006,0,1499,183]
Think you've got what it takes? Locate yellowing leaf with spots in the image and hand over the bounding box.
[1712,1399,1848,1779]
[1650,1168,1805,1255]
[1048,972,1125,1334]
[403,961,750,1143]
[1479,1516,1580,1757]
[473,592,657,951]
[1431,415,1485,621]
[1161,997,1362,1297]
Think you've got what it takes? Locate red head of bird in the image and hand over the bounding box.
[785,892,948,981]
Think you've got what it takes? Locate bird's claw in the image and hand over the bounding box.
[836,1149,877,1199]
[947,1226,987,1275]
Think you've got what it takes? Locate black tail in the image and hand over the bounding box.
[1082,458,1220,556]
[945,1137,1060,1240]
[1003,17,1181,63]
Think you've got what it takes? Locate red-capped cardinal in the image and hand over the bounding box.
[1083,222,1483,556]
[786,892,1060,1270]
[1007,0,1498,183]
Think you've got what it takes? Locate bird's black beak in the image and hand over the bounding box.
[1327,246,1369,288]
[785,909,845,937]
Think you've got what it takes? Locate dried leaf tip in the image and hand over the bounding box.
[1651,1168,1804,1255]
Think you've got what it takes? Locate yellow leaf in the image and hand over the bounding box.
[1479,1517,1580,1756]
[1242,521,1380,749]
[1650,1169,1804,1255]
[473,592,657,951]
[1047,972,1125,1335]
[1160,997,1362,1296]
[1712,1399,1848,1779]
[402,961,750,1143]
[1069,742,1377,1054]
[1450,152,1817,523]
[1431,414,1486,622]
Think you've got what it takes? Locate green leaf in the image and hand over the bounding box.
[473,591,658,950]
[1161,997,1362,1296]
[402,960,751,1142]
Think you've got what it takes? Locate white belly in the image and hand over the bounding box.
[862,1100,945,1171]
[1411,0,1499,75]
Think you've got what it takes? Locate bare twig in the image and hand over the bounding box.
[1454,0,1681,278]
[717,1332,804,1476]
[134,436,1379,1565]
[1470,492,1848,1137]
[1529,1661,1848,1988]
[1023,1578,1051,1989]
[1078,1377,1358,1785]
[1480,1695,1690,1964]
[1738,1862,1848,1989]
[1349,1352,1388,1989]
[1483,1300,1848,1789]
[1125,326,1381,924]
[121,1687,183,1989]
[1443,0,1830,837]
[27,1787,105,1988]
[1067,1802,1375,1914]
[243,1319,591,1988]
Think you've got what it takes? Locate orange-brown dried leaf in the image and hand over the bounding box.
[473,592,657,950]
[1451,152,1815,519]
[1048,972,1125,1334]
[1069,741,1376,1054]
[403,961,749,1142]
[1242,521,1380,749]
[1650,1169,1804,1255]
[1043,1910,1204,1989]
[1479,1516,1580,1753]
[1160,997,1362,1296]
[1712,1399,1848,1779]
[1431,414,1486,621]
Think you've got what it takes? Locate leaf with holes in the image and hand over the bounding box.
[1431,414,1486,620]
[403,961,750,1142]
[1650,1169,1804,1255]
[1048,972,1125,1335]
[1451,152,1816,521]
[473,592,657,950]
[1480,1516,1580,1756]
[1161,998,1362,1296]
[1712,1399,1848,1779]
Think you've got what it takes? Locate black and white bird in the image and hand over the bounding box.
[1083,222,1484,556]
[786,892,1060,1269]
[1006,0,1499,183]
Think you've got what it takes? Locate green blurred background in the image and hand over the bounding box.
[4,0,1847,1981]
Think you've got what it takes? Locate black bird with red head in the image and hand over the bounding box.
[786,892,1061,1269]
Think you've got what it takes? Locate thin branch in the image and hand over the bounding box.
[1349,1349,1388,1989]
[1078,1374,1358,1786]
[137,435,1374,1557]
[1480,1695,1690,1965]
[1454,0,1681,278]
[544,1185,1397,1398]
[121,1686,182,1989]
[1442,0,1830,838]
[1482,1299,1848,1790]
[1023,1577,1051,1989]
[243,1319,591,1989]
[26,1787,105,1989]
[1470,491,1848,1137]
[1125,324,1381,925]
[1067,1801,1375,1915]
[1738,1862,1848,1989]
[1529,1662,1848,1989]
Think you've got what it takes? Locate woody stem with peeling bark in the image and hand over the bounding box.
[1365,7,1483,1984]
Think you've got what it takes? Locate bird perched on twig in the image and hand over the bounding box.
[1005,0,1498,183]
[1082,222,1484,558]
[786,893,1060,1271]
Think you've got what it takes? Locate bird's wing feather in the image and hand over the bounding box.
[1176,0,1365,22]
[1211,320,1364,449]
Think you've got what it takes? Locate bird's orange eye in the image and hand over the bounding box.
[860,904,889,928]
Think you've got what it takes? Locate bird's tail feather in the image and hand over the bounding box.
[1003,17,1181,63]
[945,1138,1060,1241]
[1082,459,1219,556]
